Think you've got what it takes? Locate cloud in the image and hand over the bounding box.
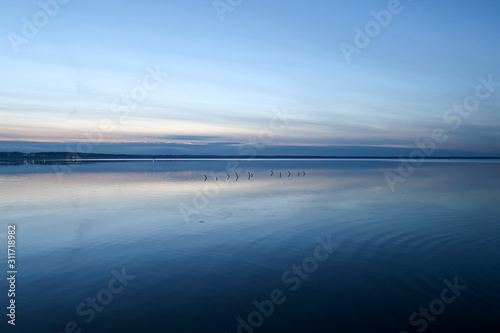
[155,135,224,141]
[1,140,498,158]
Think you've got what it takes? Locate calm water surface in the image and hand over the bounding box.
[0,160,499,332]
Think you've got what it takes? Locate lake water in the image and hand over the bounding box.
[0,160,499,332]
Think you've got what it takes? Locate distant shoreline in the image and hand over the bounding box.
[1,152,500,165]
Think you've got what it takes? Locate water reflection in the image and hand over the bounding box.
[0,160,499,332]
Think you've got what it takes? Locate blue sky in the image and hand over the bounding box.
[1,0,499,155]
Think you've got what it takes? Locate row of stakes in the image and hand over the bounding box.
[204,170,306,181]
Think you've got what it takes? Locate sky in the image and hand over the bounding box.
[1,0,499,155]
